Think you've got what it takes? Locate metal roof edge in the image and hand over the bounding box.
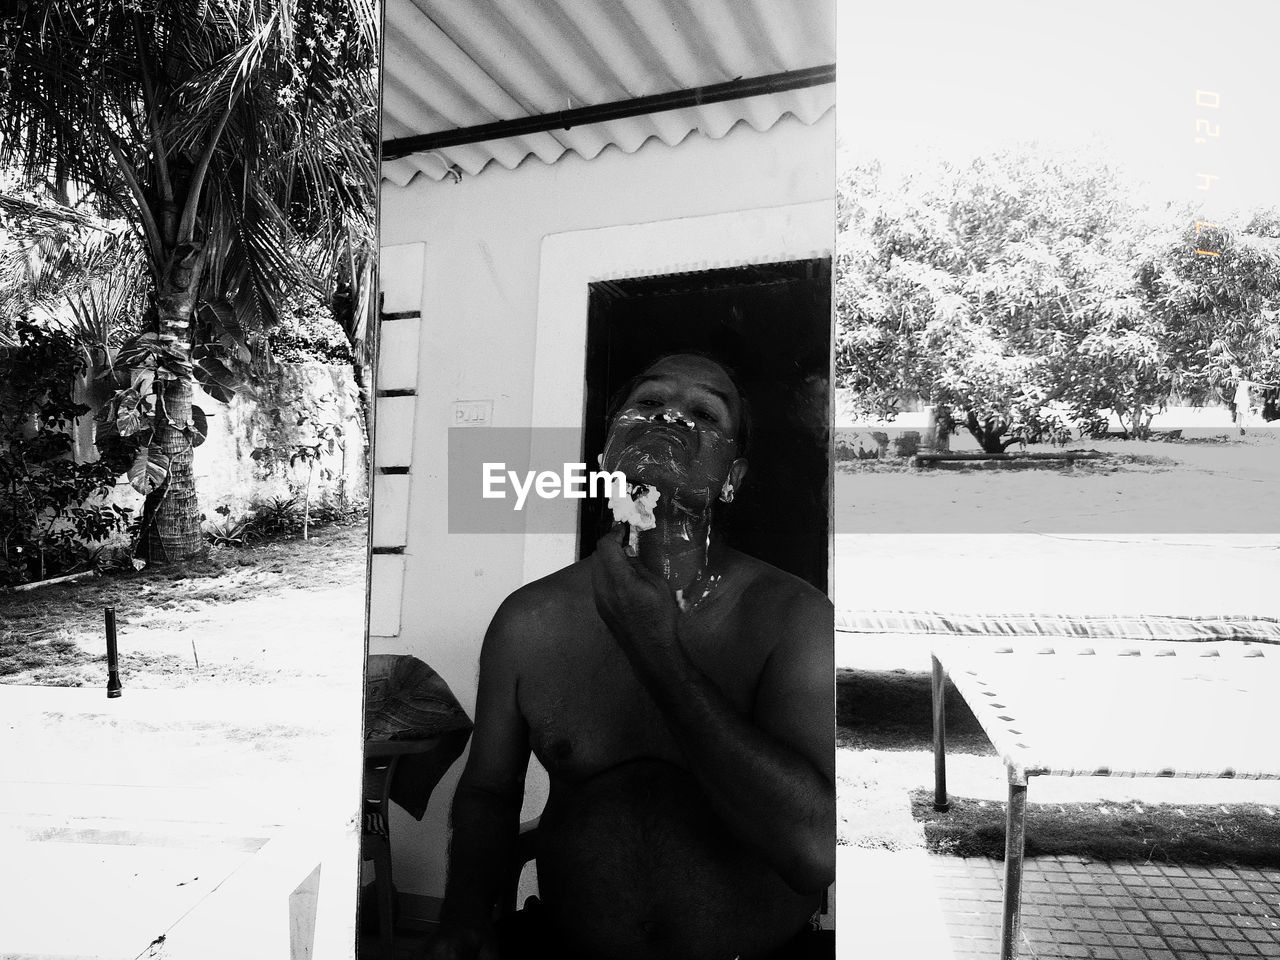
[380,102,835,189]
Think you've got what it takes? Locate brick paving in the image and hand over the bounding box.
[933,855,1280,959]
[364,852,1280,959]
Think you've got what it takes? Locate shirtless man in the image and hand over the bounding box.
[426,353,835,960]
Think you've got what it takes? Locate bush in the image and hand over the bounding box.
[0,320,132,585]
[199,496,366,549]
[269,287,355,365]
[204,511,255,547]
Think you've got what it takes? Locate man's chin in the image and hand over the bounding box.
[598,454,717,512]
[636,483,718,519]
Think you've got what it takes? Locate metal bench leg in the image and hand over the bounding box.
[1000,779,1028,960]
[931,655,949,811]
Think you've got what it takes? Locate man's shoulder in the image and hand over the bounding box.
[730,551,832,617]
[487,559,594,639]
[725,552,833,660]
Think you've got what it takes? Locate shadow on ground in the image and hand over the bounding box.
[837,667,993,755]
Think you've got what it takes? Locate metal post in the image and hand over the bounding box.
[1001,778,1029,960]
[105,606,122,698]
[931,655,949,811]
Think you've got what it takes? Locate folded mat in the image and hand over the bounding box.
[365,654,474,820]
[837,610,1280,643]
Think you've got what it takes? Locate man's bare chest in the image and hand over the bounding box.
[518,610,768,779]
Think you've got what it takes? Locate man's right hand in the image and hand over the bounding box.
[422,924,500,960]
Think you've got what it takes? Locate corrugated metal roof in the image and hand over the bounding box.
[380,0,836,186]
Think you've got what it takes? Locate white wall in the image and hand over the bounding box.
[91,364,367,551]
[375,113,834,901]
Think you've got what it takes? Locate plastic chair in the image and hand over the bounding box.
[497,817,542,917]
[361,654,474,957]
[362,731,472,957]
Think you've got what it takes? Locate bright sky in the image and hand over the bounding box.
[837,0,1280,216]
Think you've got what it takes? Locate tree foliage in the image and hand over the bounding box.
[0,320,131,585]
[0,0,378,560]
[0,177,147,347]
[1135,216,1280,397]
[837,148,1280,447]
[2,0,378,325]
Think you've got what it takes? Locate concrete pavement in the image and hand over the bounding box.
[0,683,363,960]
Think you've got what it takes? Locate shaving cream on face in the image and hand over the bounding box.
[600,410,691,488]
[609,482,661,552]
[600,408,734,511]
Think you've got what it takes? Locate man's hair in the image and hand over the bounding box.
[605,350,753,457]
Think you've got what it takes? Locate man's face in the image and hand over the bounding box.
[601,355,747,510]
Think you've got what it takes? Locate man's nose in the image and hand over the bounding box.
[652,408,695,430]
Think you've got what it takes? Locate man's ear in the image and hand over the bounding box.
[728,457,748,493]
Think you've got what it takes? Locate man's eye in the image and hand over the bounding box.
[694,409,718,423]
[637,399,663,408]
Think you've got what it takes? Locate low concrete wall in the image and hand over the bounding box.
[835,389,1255,445]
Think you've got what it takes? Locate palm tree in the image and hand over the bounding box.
[0,0,378,561]
[0,182,144,341]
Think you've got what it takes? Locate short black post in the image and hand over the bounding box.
[931,654,949,811]
[105,606,122,698]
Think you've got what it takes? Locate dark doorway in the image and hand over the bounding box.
[578,258,831,595]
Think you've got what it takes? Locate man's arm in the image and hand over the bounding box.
[435,598,532,936]
[592,531,835,895]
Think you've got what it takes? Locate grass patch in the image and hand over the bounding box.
[0,524,365,685]
[0,632,93,679]
[911,791,1280,867]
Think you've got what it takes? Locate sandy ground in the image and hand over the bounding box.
[833,437,1280,617]
[0,524,367,688]
[94,579,368,689]
[0,525,367,959]
[835,532,1280,619]
[0,684,364,960]
[836,435,1280,534]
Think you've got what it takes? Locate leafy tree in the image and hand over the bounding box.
[0,320,131,585]
[268,283,356,365]
[1130,214,1280,408]
[837,149,1145,451]
[1042,213,1280,438]
[0,178,146,343]
[0,0,377,561]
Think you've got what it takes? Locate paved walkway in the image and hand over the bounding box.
[935,855,1280,959]
[840,847,1280,959]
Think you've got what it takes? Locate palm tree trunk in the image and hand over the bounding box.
[142,245,205,562]
[145,376,202,561]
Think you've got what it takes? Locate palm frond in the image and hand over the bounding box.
[2,0,377,363]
